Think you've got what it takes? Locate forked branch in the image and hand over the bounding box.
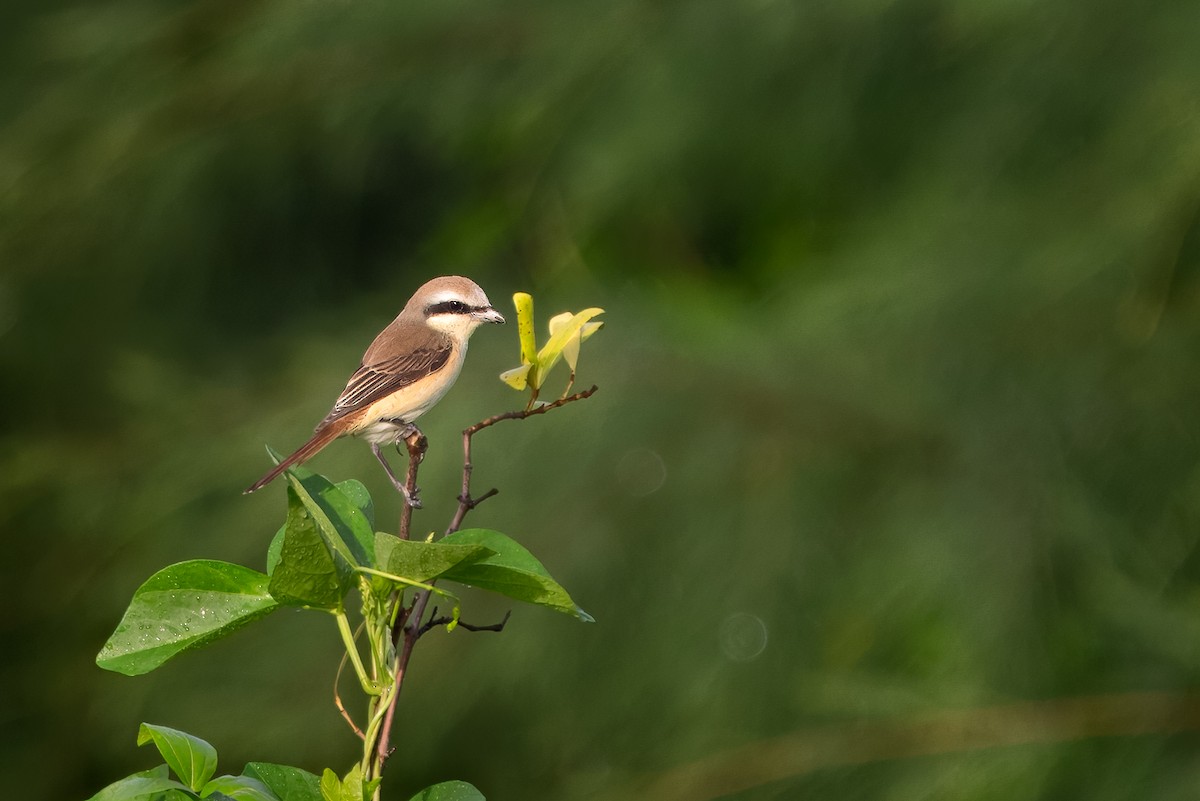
[373,384,599,780]
[448,385,599,534]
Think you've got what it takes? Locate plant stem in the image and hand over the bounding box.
[377,591,428,761]
[447,385,598,533]
[368,385,600,791]
[335,609,378,696]
[398,430,426,540]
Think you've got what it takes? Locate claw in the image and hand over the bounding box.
[403,485,423,509]
[394,422,420,442]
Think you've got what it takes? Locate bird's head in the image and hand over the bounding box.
[410,276,505,340]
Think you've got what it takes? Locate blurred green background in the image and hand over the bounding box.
[5,0,1200,799]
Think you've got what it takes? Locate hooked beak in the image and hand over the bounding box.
[475,306,505,325]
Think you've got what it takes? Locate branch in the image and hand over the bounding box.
[374,384,598,775]
[376,619,419,766]
[398,428,427,541]
[417,609,512,639]
[469,384,600,436]
[373,430,427,775]
[447,385,599,534]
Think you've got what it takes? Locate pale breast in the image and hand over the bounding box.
[350,345,468,443]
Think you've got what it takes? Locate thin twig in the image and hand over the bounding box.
[333,650,365,739]
[374,385,599,774]
[448,385,599,534]
[418,609,512,639]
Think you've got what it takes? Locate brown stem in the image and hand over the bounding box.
[376,610,421,765]
[398,429,427,541]
[373,431,427,773]
[418,609,512,639]
[447,385,599,534]
[373,385,599,775]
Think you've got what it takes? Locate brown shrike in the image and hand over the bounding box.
[245,276,504,504]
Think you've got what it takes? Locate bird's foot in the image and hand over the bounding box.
[371,440,423,508]
[381,470,422,508]
[387,421,421,443]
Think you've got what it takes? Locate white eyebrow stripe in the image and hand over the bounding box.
[426,290,464,304]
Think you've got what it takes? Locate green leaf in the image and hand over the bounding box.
[137,724,218,792]
[266,524,285,577]
[286,467,374,567]
[97,561,280,676]
[243,763,322,801]
[335,479,375,529]
[319,769,341,801]
[268,466,377,608]
[374,533,496,583]
[201,775,279,800]
[440,529,593,622]
[85,766,189,801]
[319,765,370,801]
[268,486,348,609]
[267,479,371,577]
[407,780,486,801]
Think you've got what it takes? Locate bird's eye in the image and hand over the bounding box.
[427,299,471,316]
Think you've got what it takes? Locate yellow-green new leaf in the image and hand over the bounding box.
[549,312,604,372]
[535,307,604,384]
[499,364,532,390]
[513,292,537,366]
[500,294,604,398]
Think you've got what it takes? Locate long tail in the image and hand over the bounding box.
[244,425,342,494]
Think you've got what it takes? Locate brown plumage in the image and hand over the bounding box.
[245,276,504,496]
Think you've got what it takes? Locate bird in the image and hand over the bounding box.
[245,275,505,505]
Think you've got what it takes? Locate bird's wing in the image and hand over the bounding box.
[320,342,453,426]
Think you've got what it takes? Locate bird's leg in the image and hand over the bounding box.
[371,441,422,509]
